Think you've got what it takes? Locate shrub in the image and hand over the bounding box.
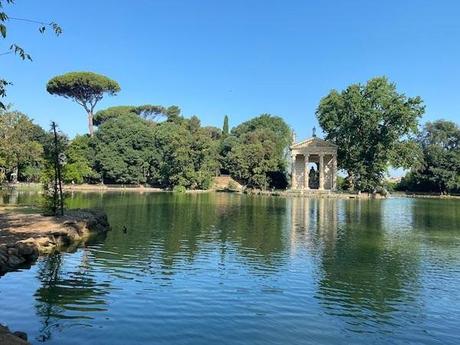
[172,185,187,193]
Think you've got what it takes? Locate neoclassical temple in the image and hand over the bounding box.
[290,136,338,191]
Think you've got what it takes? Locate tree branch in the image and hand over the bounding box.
[8,17,62,35]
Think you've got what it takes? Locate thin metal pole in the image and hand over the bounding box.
[52,121,64,216]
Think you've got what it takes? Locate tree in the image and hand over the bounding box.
[63,135,99,184]
[165,105,181,123]
[46,72,120,136]
[93,104,175,126]
[316,77,424,192]
[224,114,291,189]
[399,120,460,194]
[93,113,155,184]
[202,126,222,140]
[222,115,229,137]
[1,0,61,108]
[93,106,138,126]
[0,108,45,182]
[134,104,169,122]
[150,120,219,189]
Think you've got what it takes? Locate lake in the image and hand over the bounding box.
[1,191,460,344]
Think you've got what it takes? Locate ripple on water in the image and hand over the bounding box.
[1,193,460,345]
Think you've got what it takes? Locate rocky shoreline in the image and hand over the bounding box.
[0,324,30,345]
[0,208,110,343]
[0,209,110,275]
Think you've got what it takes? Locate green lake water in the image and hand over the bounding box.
[1,191,460,344]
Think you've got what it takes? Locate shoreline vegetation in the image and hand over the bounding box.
[3,181,460,200]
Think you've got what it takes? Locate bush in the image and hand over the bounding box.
[172,185,187,193]
[336,176,347,191]
[21,166,42,182]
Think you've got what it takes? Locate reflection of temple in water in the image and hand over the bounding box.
[289,197,339,255]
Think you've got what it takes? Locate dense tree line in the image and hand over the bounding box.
[397,120,460,194]
[0,105,292,190]
[1,72,459,194]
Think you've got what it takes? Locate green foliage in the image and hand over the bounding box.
[135,104,169,121]
[22,165,42,182]
[231,114,292,157]
[77,105,220,189]
[63,135,99,183]
[202,126,222,140]
[150,120,219,189]
[316,76,424,192]
[93,106,138,126]
[46,72,120,136]
[46,72,120,100]
[384,180,398,193]
[94,104,174,126]
[223,115,229,136]
[0,108,47,182]
[172,185,186,193]
[336,176,346,191]
[398,120,460,194]
[165,105,182,123]
[93,114,155,184]
[224,114,291,189]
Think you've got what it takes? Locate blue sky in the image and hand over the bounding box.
[3,0,460,142]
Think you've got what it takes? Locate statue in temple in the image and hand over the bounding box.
[309,166,319,189]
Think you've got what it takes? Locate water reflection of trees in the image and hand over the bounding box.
[290,198,423,330]
[411,199,460,232]
[67,192,289,275]
[34,250,109,342]
[0,189,40,205]
[215,195,288,269]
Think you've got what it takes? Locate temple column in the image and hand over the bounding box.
[291,154,296,189]
[304,154,309,190]
[319,154,325,190]
[332,154,337,191]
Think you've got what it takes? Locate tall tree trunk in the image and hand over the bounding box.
[88,111,94,137]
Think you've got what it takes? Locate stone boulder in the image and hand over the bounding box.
[0,324,30,345]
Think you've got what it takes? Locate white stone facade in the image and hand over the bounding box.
[290,137,338,191]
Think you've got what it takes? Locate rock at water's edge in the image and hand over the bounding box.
[0,324,30,345]
[0,209,110,275]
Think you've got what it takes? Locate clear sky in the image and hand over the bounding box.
[3,0,460,141]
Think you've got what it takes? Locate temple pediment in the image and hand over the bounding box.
[290,137,338,150]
